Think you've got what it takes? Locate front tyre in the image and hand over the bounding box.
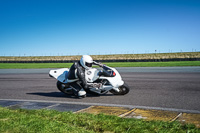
[110,83,130,95]
[57,81,73,95]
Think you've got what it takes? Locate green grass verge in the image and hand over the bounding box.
[0,107,199,133]
[105,61,200,67]
[0,61,200,69]
[0,63,73,69]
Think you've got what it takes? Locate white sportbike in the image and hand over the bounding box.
[49,63,130,97]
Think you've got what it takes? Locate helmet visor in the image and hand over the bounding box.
[85,62,92,68]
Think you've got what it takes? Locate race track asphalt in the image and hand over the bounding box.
[0,67,200,112]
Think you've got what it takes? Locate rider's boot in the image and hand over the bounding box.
[77,88,86,98]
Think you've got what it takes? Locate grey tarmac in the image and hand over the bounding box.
[0,67,200,112]
[1,66,200,74]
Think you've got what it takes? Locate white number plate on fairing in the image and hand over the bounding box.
[85,68,99,82]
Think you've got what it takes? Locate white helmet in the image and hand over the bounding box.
[80,55,93,70]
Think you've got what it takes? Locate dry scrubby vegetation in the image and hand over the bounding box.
[0,52,200,61]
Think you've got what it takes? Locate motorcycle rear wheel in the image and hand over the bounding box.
[109,83,130,95]
[57,81,73,95]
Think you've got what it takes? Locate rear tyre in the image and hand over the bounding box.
[57,81,73,95]
[110,83,130,95]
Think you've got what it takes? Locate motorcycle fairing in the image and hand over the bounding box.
[49,68,78,83]
[85,68,99,82]
[99,67,124,92]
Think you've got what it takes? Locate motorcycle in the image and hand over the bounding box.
[49,62,130,97]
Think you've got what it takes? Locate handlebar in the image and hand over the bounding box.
[93,61,104,67]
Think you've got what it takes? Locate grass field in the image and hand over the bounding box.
[0,61,200,69]
[0,107,199,133]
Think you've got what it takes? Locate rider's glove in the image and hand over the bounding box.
[93,61,104,67]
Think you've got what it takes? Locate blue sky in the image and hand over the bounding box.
[0,0,200,56]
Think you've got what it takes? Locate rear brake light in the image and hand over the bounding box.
[113,72,116,76]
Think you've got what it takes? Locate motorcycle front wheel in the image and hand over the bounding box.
[57,81,73,95]
[109,83,130,95]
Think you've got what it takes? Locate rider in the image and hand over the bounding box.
[67,55,103,98]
